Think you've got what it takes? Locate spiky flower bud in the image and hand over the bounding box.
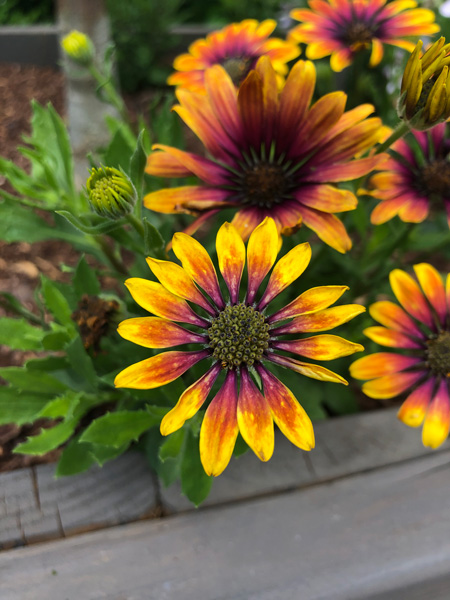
[87,166,137,220]
[398,37,450,131]
[61,30,95,66]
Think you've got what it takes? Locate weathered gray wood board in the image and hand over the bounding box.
[2,450,450,600]
[161,406,442,511]
[0,452,157,548]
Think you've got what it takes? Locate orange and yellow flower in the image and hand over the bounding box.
[115,218,365,476]
[146,57,386,253]
[167,20,300,93]
[363,123,450,226]
[351,264,450,448]
[289,0,439,72]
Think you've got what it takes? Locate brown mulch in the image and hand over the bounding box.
[0,62,74,472]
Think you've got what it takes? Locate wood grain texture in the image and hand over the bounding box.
[1,450,450,600]
[161,407,442,511]
[0,452,157,549]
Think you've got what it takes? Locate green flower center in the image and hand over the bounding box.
[222,57,252,86]
[419,159,450,198]
[243,163,286,208]
[208,303,270,369]
[426,331,450,376]
[343,22,374,46]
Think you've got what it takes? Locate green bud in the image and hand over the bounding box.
[87,166,137,220]
[61,30,95,66]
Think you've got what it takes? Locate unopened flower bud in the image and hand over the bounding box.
[87,166,137,220]
[398,37,450,131]
[61,30,94,66]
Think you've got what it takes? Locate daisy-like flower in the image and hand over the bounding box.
[351,264,450,448]
[289,0,439,72]
[145,57,386,253]
[363,123,450,226]
[167,19,300,93]
[115,218,365,476]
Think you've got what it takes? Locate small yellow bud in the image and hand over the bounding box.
[87,167,137,220]
[398,37,450,131]
[61,30,94,66]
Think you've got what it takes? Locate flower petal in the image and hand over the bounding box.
[160,363,221,435]
[216,221,245,304]
[413,263,447,326]
[146,257,215,315]
[274,334,364,360]
[152,144,228,186]
[118,317,205,348]
[350,353,421,380]
[124,278,209,327]
[422,380,450,449]
[246,217,279,304]
[200,369,239,476]
[145,151,192,178]
[272,304,365,334]
[398,378,434,428]
[238,70,264,149]
[258,242,311,309]
[363,326,422,349]
[369,300,424,337]
[294,185,358,213]
[389,269,434,328]
[204,66,242,142]
[295,205,352,253]
[362,371,425,399]
[172,232,225,308]
[114,350,209,389]
[268,285,349,323]
[237,368,274,462]
[257,365,314,451]
[269,353,347,384]
[144,186,231,214]
[279,60,316,149]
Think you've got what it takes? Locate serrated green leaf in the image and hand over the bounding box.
[38,392,80,418]
[14,419,77,455]
[181,428,213,506]
[42,330,71,350]
[103,123,135,169]
[80,410,163,448]
[26,355,69,372]
[41,277,77,334]
[56,210,126,235]
[0,317,44,350]
[55,437,97,477]
[73,256,100,298]
[88,442,130,466]
[0,199,62,242]
[0,367,68,395]
[65,336,98,390]
[0,388,51,425]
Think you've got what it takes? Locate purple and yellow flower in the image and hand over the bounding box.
[146,57,386,253]
[351,264,450,448]
[115,218,365,476]
[289,0,439,72]
[167,19,300,93]
[363,122,450,226]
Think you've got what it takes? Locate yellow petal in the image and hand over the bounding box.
[246,217,279,303]
[216,221,245,304]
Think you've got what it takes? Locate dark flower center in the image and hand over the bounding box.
[208,303,270,369]
[343,22,374,46]
[419,160,450,198]
[243,163,287,208]
[222,57,252,86]
[426,331,450,376]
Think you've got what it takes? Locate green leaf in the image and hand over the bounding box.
[103,122,135,169]
[41,277,77,334]
[88,442,130,466]
[0,199,62,242]
[73,256,100,298]
[56,210,126,235]
[129,129,149,192]
[233,433,249,458]
[0,317,44,350]
[65,337,98,390]
[80,410,163,447]
[0,367,68,395]
[55,437,97,477]
[180,428,213,506]
[38,394,76,418]
[14,420,77,455]
[143,217,165,258]
[0,388,51,425]
[159,428,185,462]
[322,383,359,416]
[42,330,72,350]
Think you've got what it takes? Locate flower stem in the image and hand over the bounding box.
[127,213,145,238]
[88,64,129,125]
[95,235,128,275]
[375,121,410,154]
